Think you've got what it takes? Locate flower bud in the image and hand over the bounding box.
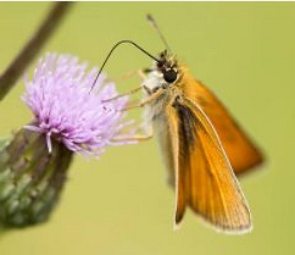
[0,128,73,227]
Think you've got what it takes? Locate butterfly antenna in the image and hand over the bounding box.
[90,40,160,92]
[146,14,172,52]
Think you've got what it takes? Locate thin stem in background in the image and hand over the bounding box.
[0,2,73,101]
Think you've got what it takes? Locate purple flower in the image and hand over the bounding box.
[23,53,131,156]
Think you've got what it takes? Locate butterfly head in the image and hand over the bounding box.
[143,50,182,93]
[156,50,179,84]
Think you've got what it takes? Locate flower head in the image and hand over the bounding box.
[23,53,130,156]
[0,53,134,228]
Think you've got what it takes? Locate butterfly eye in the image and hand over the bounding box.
[163,69,178,83]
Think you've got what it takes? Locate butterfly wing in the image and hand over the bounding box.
[190,79,263,175]
[167,96,251,232]
[164,104,186,224]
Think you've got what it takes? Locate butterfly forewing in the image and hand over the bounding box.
[164,104,187,224]
[181,71,263,175]
[167,96,251,232]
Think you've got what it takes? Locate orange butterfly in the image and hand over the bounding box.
[138,52,263,233]
[94,15,263,234]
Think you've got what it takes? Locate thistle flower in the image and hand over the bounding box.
[0,53,131,227]
[23,53,129,155]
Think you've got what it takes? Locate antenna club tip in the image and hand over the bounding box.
[146,13,154,22]
[145,13,172,52]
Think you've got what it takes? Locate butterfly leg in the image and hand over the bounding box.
[122,88,164,111]
[103,68,156,106]
[102,86,142,103]
[102,69,148,103]
[112,125,154,143]
[112,133,153,143]
[119,69,147,81]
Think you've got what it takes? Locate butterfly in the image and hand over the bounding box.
[93,15,264,234]
[138,50,263,233]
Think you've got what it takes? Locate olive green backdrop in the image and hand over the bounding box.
[0,2,294,255]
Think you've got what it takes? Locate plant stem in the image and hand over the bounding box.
[0,2,73,101]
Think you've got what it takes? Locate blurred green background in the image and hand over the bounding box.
[0,2,294,255]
